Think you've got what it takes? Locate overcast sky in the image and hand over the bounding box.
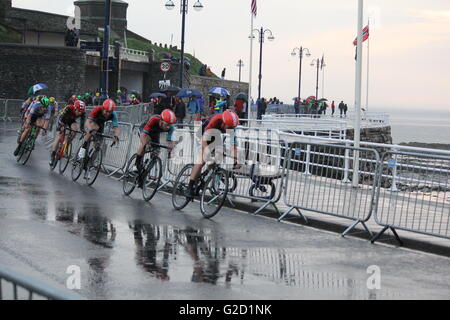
[13,0,450,110]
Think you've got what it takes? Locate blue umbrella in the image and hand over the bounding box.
[149,92,167,98]
[176,88,203,98]
[209,87,230,96]
[28,83,48,95]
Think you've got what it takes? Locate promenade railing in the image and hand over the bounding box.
[0,265,84,300]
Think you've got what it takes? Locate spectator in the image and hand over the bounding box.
[338,101,344,117]
[234,99,244,118]
[221,68,226,80]
[261,98,267,118]
[294,98,300,114]
[174,97,186,124]
[331,101,335,116]
[154,98,165,115]
[344,103,348,117]
[187,97,198,123]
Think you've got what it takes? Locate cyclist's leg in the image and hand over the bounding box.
[78,121,99,159]
[14,114,34,155]
[69,122,79,142]
[50,123,64,165]
[136,131,150,172]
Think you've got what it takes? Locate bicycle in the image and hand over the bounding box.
[171,160,231,219]
[15,124,46,166]
[122,142,169,202]
[50,127,81,174]
[71,132,116,186]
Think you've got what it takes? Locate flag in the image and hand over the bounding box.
[353,25,369,46]
[320,54,325,70]
[251,0,257,17]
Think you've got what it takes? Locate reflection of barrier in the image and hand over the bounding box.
[280,141,381,237]
[372,151,450,244]
[0,265,84,300]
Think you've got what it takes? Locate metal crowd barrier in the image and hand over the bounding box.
[5,99,23,122]
[0,265,84,300]
[0,99,6,121]
[101,122,134,176]
[372,151,450,244]
[279,140,381,237]
[221,128,287,215]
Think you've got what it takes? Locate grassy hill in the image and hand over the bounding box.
[125,37,217,78]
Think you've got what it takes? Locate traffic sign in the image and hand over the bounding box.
[80,41,103,52]
[159,80,171,90]
[160,61,171,73]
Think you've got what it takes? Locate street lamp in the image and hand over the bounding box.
[310,56,325,99]
[236,59,244,83]
[250,27,275,119]
[165,0,204,88]
[291,46,311,101]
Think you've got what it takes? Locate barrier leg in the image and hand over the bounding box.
[371,226,403,245]
[341,219,372,238]
[278,206,295,221]
[254,200,273,215]
[371,226,388,243]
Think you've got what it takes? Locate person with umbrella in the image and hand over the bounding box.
[174,97,186,124]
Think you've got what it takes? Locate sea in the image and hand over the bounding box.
[375,107,450,145]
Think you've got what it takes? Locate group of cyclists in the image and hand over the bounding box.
[13,93,241,203]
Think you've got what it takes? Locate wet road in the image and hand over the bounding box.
[0,123,449,300]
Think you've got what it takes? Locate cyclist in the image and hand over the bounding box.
[184,110,241,198]
[49,100,86,167]
[14,96,52,156]
[68,95,77,105]
[133,109,177,186]
[48,97,59,131]
[77,98,120,160]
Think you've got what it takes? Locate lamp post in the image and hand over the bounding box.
[100,0,112,102]
[250,27,275,118]
[291,46,311,101]
[310,56,326,99]
[165,0,204,89]
[236,59,244,83]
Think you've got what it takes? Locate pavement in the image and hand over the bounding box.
[0,122,449,300]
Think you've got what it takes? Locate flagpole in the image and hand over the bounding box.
[353,0,363,187]
[248,3,254,119]
[366,18,370,111]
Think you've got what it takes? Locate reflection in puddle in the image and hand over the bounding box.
[128,222,403,299]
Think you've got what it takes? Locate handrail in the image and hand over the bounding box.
[0,265,85,300]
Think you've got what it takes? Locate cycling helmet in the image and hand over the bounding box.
[161,109,176,124]
[74,100,86,113]
[77,95,82,100]
[84,92,90,97]
[49,97,55,103]
[222,110,239,128]
[102,99,116,112]
[41,97,50,108]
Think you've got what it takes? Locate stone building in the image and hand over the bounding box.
[0,0,249,105]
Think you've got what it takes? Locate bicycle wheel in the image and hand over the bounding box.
[85,148,103,186]
[142,157,162,202]
[122,154,138,196]
[200,168,229,219]
[20,136,35,166]
[172,164,194,210]
[71,146,83,182]
[59,141,72,174]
